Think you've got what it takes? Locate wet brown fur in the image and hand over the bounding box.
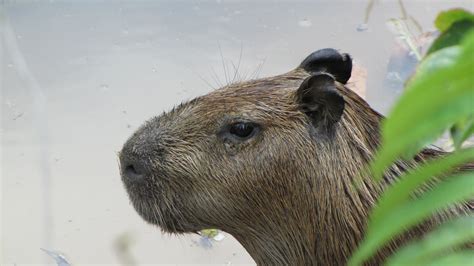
[120,67,473,265]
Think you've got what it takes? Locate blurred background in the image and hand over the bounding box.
[1,0,472,265]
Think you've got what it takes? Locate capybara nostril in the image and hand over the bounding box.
[121,160,146,182]
[120,134,153,182]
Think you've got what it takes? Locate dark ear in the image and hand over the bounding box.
[300,48,352,84]
[296,73,345,129]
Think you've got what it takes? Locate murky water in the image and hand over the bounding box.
[1,1,472,265]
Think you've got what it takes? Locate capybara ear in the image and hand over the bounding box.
[299,48,352,84]
[296,73,345,129]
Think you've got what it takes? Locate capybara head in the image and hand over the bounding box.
[119,49,469,264]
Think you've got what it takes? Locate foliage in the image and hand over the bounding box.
[349,9,474,266]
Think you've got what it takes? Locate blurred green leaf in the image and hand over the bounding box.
[428,20,474,55]
[428,9,474,54]
[385,216,474,266]
[348,172,474,266]
[451,116,474,150]
[426,250,474,266]
[415,46,460,75]
[371,32,474,179]
[351,9,474,266]
[371,148,474,226]
[435,9,474,32]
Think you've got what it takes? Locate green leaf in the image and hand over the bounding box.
[415,46,460,76]
[428,9,474,54]
[385,216,474,266]
[350,10,474,266]
[371,148,474,226]
[371,33,474,179]
[426,250,474,266]
[451,116,474,150]
[463,28,474,56]
[435,9,474,32]
[428,20,474,55]
[348,172,474,266]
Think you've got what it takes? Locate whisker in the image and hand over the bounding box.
[218,42,229,85]
[250,58,266,80]
[210,67,224,88]
[231,43,243,84]
[195,72,216,90]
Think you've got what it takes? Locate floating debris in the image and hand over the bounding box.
[384,18,437,93]
[386,18,423,61]
[12,112,24,121]
[356,23,369,32]
[41,248,71,266]
[199,236,213,249]
[298,18,312,28]
[99,84,109,91]
[198,229,226,249]
[386,71,403,83]
[200,229,219,239]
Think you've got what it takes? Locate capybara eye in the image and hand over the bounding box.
[229,122,256,139]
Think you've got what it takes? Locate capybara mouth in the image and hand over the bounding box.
[120,172,195,233]
[129,193,195,233]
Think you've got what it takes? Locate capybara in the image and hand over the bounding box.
[119,48,472,265]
